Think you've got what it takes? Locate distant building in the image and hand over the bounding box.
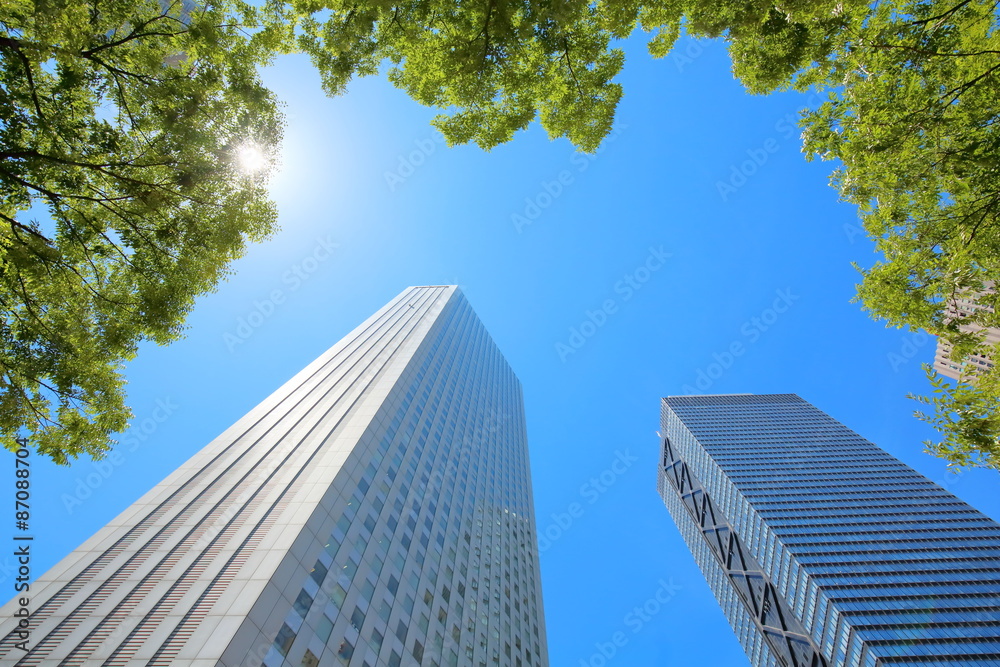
[0,286,549,666]
[161,0,199,67]
[659,393,1000,667]
[933,290,998,380]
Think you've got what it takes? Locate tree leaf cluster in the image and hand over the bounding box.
[288,0,634,151]
[792,1,1000,469]
[679,0,1000,470]
[1,0,284,462]
[4,0,998,467]
[288,0,1000,468]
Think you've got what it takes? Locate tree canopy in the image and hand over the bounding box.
[288,0,1000,469]
[287,0,633,151]
[1,0,283,462]
[748,0,1000,470]
[3,0,998,467]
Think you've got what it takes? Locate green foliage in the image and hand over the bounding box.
[681,0,1000,469]
[792,1,1000,469]
[289,0,999,467]
[621,0,1000,469]
[4,0,998,468]
[0,0,284,463]
[289,0,627,151]
[913,361,1000,471]
[798,2,1000,328]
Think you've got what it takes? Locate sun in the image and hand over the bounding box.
[236,142,268,176]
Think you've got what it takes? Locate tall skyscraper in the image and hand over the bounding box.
[658,393,1000,667]
[0,286,548,667]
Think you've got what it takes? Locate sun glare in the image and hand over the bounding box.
[236,143,268,176]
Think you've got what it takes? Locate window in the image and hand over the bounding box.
[337,640,354,664]
[331,584,347,610]
[351,606,366,631]
[310,560,328,586]
[316,614,334,643]
[360,578,376,603]
[293,590,313,617]
[377,599,392,622]
[273,623,296,656]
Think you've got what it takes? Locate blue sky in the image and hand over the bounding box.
[15,33,1000,666]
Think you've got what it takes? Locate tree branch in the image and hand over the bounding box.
[905,0,976,28]
[82,13,189,57]
[561,39,585,98]
[0,35,47,122]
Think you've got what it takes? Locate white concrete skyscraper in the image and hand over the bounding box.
[0,286,549,667]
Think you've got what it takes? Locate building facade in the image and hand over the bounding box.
[0,285,548,667]
[658,393,1000,667]
[932,292,998,381]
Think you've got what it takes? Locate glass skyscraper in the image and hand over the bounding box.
[658,393,1000,667]
[0,285,548,667]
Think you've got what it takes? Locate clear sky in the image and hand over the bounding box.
[14,33,1000,667]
